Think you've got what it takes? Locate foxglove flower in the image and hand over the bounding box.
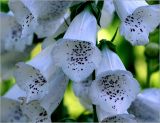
[14,43,69,104]
[0,12,33,52]
[20,98,51,123]
[101,114,137,123]
[9,0,36,39]
[1,97,29,123]
[89,46,140,121]
[52,10,102,82]
[2,85,51,123]
[129,88,160,122]
[9,0,72,38]
[100,0,115,28]
[72,76,93,110]
[113,0,160,45]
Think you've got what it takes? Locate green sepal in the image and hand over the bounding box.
[70,1,94,22]
[98,39,117,53]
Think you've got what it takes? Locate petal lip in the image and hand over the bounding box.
[119,4,160,45]
[89,70,140,114]
[14,62,49,103]
[52,39,102,82]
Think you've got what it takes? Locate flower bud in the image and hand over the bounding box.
[144,42,159,59]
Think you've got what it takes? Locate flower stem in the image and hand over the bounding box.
[51,99,64,122]
[92,71,98,122]
[146,60,151,88]
[93,104,98,122]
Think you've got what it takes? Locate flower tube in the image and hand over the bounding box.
[129,88,160,122]
[9,0,72,38]
[52,10,102,82]
[14,42,68,104]
[89,46,140,121]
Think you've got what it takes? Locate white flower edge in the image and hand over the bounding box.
[0,12,33,52]
[113,0,160,45]
[129,88,160,122]
[89,70,140,115]
[52,39,102,82]
[1,97,29,122]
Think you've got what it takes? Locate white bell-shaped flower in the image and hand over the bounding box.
[1,97,30,123]
[20,98,51,123]
[14,42,69,103]
[0,12,33,52]
[12,0,72,38]
[9,0,36,39]
[52,10,102,82]
[113,0,160,45]
[72,76,93,110]
[100,0,115,28]
[129,88,160,122]
[89,46,140,120]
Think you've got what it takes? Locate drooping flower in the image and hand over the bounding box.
[2,84,51,123]
[9,0,36,39]
[100,0,115,28]
[129,88,160,122]
[113,0,160,45]
[14,42,69,104]
[89,46,140,121]
[1,97,30,123]
[101,114,137,123]
[52,10,102,82]
[9,0,72,38]
[20,98,51,123]
[0,12,33,52]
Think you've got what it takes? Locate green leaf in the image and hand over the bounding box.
[0,1,9,12]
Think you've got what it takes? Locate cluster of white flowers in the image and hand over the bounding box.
[1,0,160,123]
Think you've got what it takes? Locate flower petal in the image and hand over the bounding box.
[89,70,140,114]
[64,10,97,45]
[100,0,115,27]
[20,99,51,123]
[72,76,92,110]
[33,11,70,38]
[96,47,126,76]
[138,88,160,104]
[14,62,49,103]
[120,5,160,45]
[4,84,26,101]
[101,114,136,122]
[21,0,71,38]
[0,12,33,52]
[40,69,69,116]
[129,88,160,122]
[9,0,36,38]
[52,39,102,82]
[1,97,29,122]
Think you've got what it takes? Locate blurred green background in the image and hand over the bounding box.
[0,0,159,121]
